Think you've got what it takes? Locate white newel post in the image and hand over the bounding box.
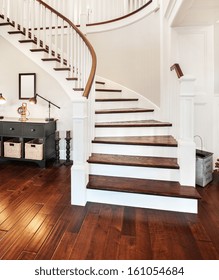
[71,97,89,205]
[178,76,196,186]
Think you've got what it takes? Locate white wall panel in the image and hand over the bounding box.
[177,27,214,96]
[176,26,217,163]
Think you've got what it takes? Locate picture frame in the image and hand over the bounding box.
[19,73,36,100]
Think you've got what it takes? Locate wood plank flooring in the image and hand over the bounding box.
[0,160,219,260]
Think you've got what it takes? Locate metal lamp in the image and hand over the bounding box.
[29,93,60,121]
[0,93,6,119]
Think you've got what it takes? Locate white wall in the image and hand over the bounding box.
[215,24,219,94]
[0,36,73,155]
[87,11,161,106]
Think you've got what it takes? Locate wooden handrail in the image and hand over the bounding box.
[37,0,97,99]
[87,0,153,27]
[170,63,184,79]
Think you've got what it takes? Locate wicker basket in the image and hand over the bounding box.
[4,138,22,158]
[25,139,43,160]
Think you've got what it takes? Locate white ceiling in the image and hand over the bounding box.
[172,0,219,26]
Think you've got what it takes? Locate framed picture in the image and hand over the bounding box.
[19,73,36,100]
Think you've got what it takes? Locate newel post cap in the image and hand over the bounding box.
[179,75,196,97]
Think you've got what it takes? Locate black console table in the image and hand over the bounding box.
[0,118,56,167]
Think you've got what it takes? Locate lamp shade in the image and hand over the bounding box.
[29,96,37,104]
[0,93,6,104]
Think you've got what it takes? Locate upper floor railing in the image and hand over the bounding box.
[43,0,154,26]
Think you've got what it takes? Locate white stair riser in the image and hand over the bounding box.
[95,126,172,137]
[87,189,198,214]
[95,111,154,122]
[95,101,139,110]
[95,92,124,99]
[40,60,58,68]
[92,143,177,158]
[89,163,179,181]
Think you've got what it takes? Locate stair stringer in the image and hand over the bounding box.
[0,23,83,102]
[96,75,161,120]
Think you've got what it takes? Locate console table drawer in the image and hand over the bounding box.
[23,124,44,137]
[3,122,22,136]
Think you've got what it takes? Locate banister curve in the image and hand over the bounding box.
[37,0,97,99]
[87,0,153,27]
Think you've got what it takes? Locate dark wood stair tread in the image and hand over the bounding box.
[42,57,60,62]
[66,77,78,81]
[95,108,154,114]
[73,88,84,91]
[8,30,25,35]
[95,98,138,102]
[30,48,48,52]
[88,153,179,169]
[92,135,178,147]
[95,120,172,127]
[0,22,13,26]
[87,175,201,200]
[54,67,70,71]
[19,39,35,43]
[96,88,122,92]
[95,81,105,85]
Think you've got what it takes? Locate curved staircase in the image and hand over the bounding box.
[86,81,200,213]
[0,0,200,213]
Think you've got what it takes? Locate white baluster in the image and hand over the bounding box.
[48,10,52,57]
[60,19,64,66]
[0,0,2,17]
[29,0,34,40]
[54,15,58,57]
[37,2,41,48]
[24,0,29,39]
[69,28,74,78]
[75,33,79,87]
[41,5,46,49]
[66,25,70,71]
[16,0,21,29]
[73,30,76,81]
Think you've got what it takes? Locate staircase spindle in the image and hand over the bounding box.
[60,19,64,67]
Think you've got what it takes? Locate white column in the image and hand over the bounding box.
[71,97,89,206]
[178,76,196,186]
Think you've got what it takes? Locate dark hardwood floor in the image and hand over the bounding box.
[0,160,219,260]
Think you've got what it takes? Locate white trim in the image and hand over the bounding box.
[87,189,198,213]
